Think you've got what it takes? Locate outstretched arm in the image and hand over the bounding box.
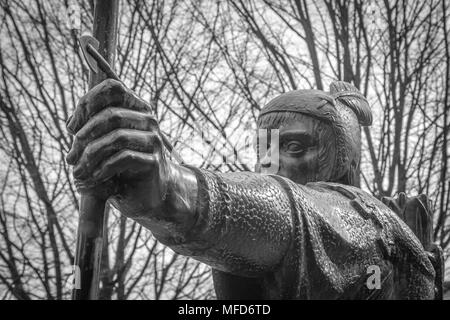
[161,167,293,276]
[66,79,293,277]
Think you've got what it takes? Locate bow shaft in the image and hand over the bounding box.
[72,0,120,300]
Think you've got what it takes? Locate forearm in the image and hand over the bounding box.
[143,165,294,277]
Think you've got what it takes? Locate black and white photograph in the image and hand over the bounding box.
[0,0,449,306]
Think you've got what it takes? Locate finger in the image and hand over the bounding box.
[92,150,157,182]
[67,79,150,135]
[67,79,126,135]
[66,107,158,164]
[73,129,162,179]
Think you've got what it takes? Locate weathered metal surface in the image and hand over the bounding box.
[66,67,440,299]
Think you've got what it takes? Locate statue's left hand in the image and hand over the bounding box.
[65,79,169,217]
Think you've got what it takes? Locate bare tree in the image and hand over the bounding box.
[0,0,448,299]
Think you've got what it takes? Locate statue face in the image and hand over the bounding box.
[256,116,336,185]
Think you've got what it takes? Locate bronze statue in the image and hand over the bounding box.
[66,79,441,299]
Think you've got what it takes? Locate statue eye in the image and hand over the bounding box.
[285,141,305,154]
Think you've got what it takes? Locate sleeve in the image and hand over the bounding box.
[165,168,294,277]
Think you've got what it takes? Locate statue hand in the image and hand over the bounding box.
[66,79,169,217]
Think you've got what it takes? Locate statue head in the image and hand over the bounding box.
[255,81,372,185]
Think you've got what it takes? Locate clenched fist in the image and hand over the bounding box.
[66,79,170,218]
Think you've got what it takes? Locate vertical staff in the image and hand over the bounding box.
[72,0,120,300]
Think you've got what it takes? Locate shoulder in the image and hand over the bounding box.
[278,179,416,243]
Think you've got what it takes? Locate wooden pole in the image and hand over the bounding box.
[72,0,120,300]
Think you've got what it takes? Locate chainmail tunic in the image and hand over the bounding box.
[164,168,435,299]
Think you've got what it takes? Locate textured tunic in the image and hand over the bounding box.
[165,168,435,299]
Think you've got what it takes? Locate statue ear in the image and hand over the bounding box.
[329,81,373,126]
